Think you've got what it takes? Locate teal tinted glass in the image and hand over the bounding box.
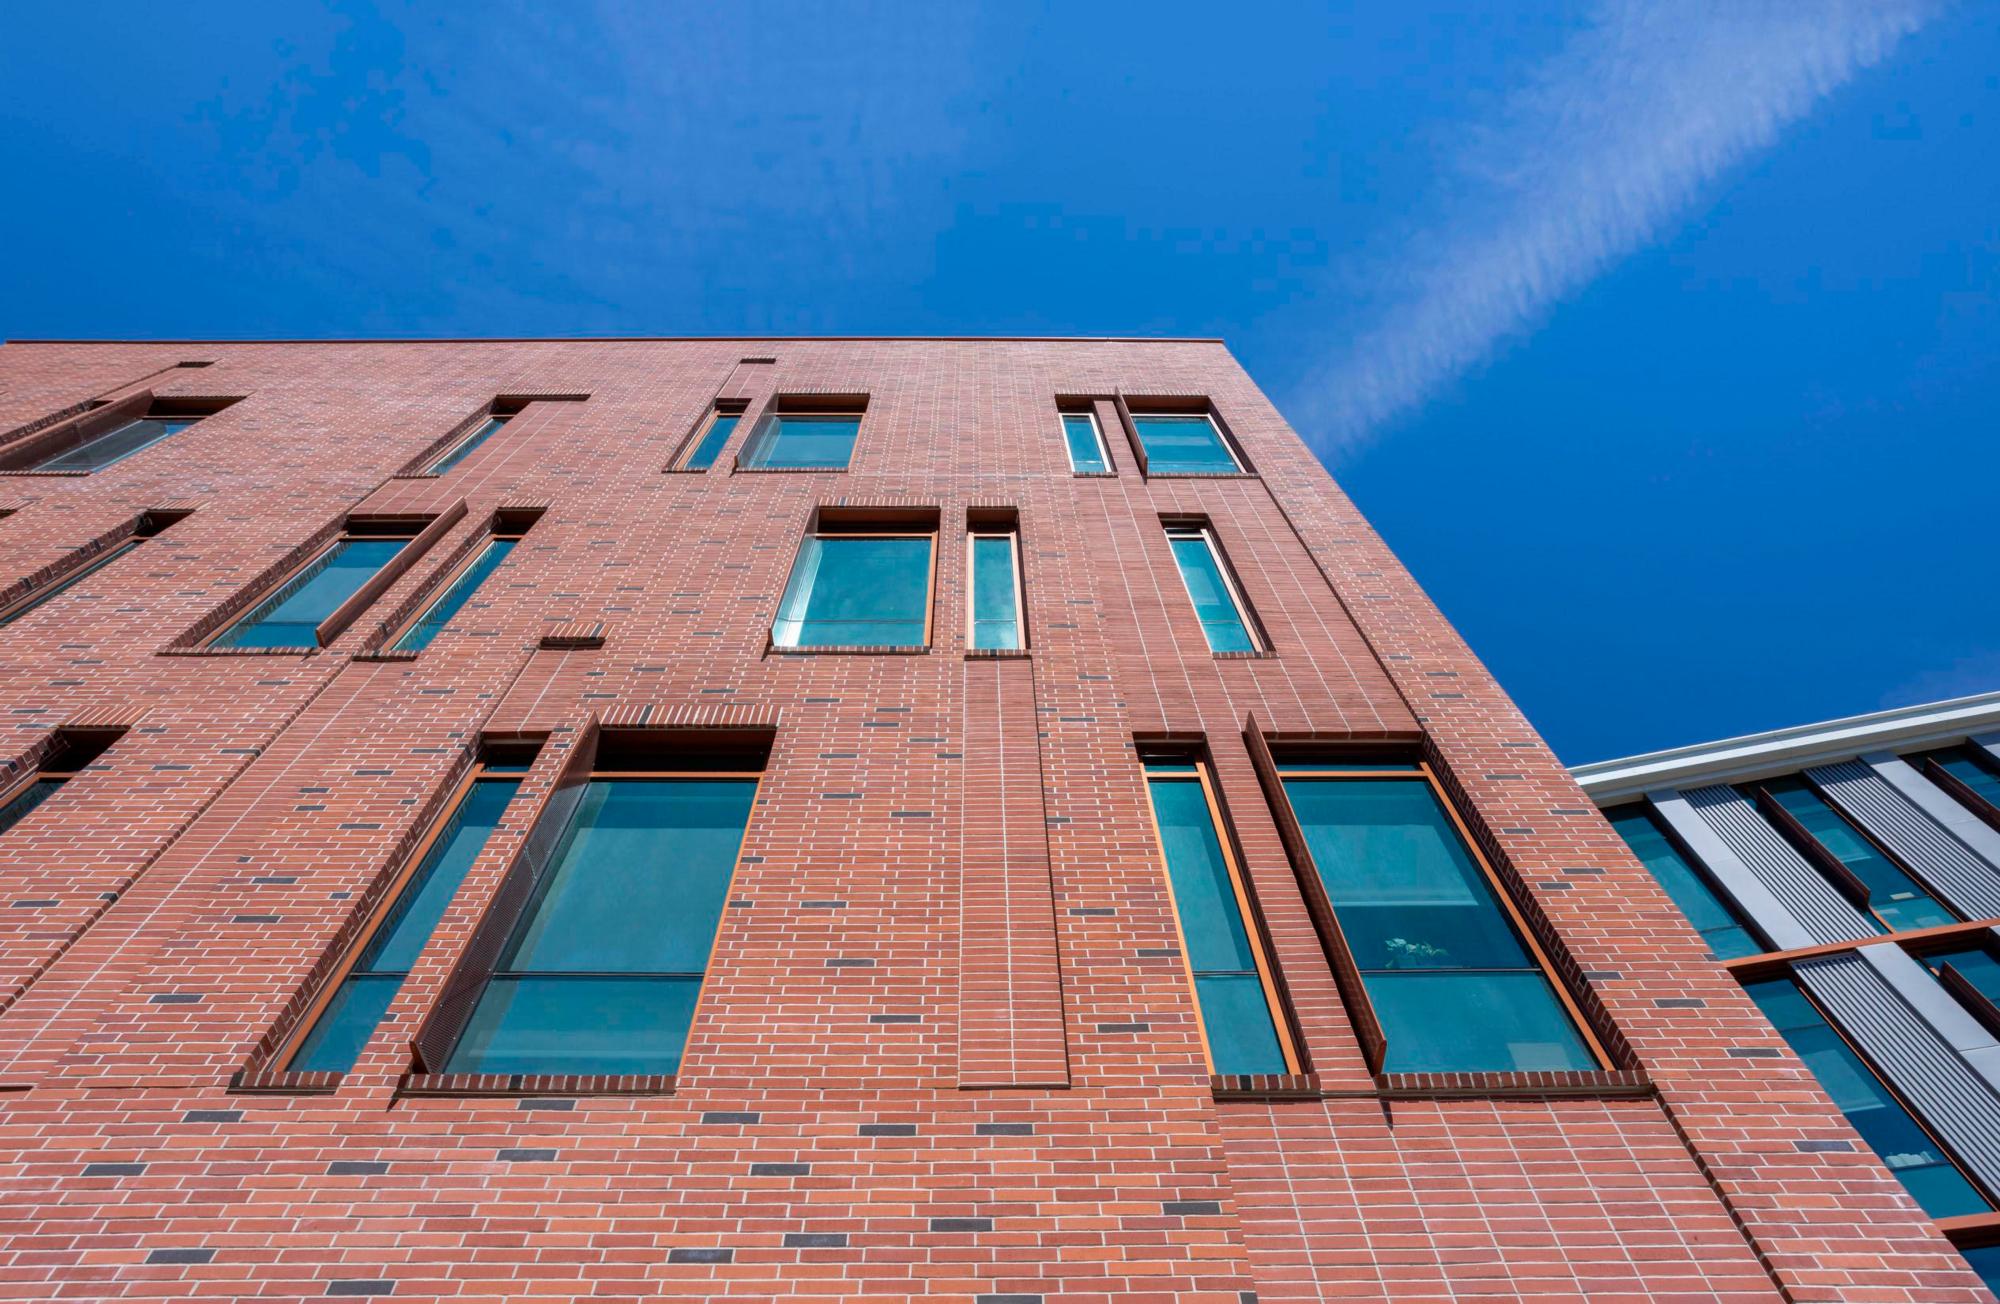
[286,776,520,1074]
[1924,945,2000,1006]
[1133,414,1239,473]
[428,416,507,475]
[447,776,756,1077]
[1282,775,1596,1073]
[0,777,65,839]
[1763,778,1955,931]
[0,542,136,627]
[683,413,740,470]
[1606,804,1761,959]
[1747,977,1991,1217]
[391,538,515,652]
[743,414,859,469]
[773,534,931,648]
[970,534,1020,650]
[1923,746,2000,816]
[1061,413,1107,473]
[38,416,195,472]
[1144,770,1287,1076]
[1963,1245,2000,1294]
[213,537,409,650]
[1168,532,1254,652]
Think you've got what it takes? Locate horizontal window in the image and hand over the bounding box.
[427,415,508,475]
[1059,410,1110,474]
[36,412,199,473]
[1166,525,1260,653]
[773,530,934,649]
[1143,758,1296,1077]
[1133,412,1241,474]
[740,411,861,470]
[1605,804,1763,960]
[446,772,759,1077]
[285,753,529,1074]
[1746,975,1992,1218]
[968,529,1023,651]
[1277,764,1599,1074]
[211,533,413,650]
[680,406,743,471]
[1753,776,1955,933]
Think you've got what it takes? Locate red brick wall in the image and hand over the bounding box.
[0,339,1982,1301]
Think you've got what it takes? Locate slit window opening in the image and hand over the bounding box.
[1757,776,1956,933]
[428,415,508,475]
[1132,412,1241,474]
[284,759,527,1074]
[681,409,742,470]
[1914,745,2000,821]
[1166,526,1258,653]
[445,771,759,1077]
[1277,764,1600,1075]
[0,540,141,627]
[211,535,412,650]
[1746,975,1993,1218]
[0,731,119,841]
[36,413,199,473]
[773,530,934,649]
[740,412,861,470]
[968,530,1023,651]
[1060,410,1110,474]
[1143,759,1296,1077]
[1605,804,1763,960]
[1920,944,2000,1009]
[390,534,520,653]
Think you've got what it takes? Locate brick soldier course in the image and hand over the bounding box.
[0,337,1985,1301]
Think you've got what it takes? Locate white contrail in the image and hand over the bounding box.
[1296,0,1937,455]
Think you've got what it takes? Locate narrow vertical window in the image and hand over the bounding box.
[1911,745,2000,829]
[773,523,935,650]
[0,730,121,840]
[445,754,761,1077]
[1166,524,1260,653]
[34,411,201,473]
[1059,409,1110,474]
[1917,942,2000,1030]
[679,405,744,471]
[388,514,536,653]
[1605,804,1763,959]
[1753,776,1956,933]
[209,526,420,650]
[427,414,508,475]
[1142,757,1297,1077]
[1131,411,1242,474]
[0,510,188,628]
[968,528,1023,651]
[282,749,534,1074]
[1745,976,1993,1218]
[1273,759,1601,1074]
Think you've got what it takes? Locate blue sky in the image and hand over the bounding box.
[3,1,1995,763]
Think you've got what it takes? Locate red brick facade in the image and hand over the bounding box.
[0,338,1984,1301]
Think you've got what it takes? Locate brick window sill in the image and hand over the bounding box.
[390,472,441,481]
[401,1071,676,1098]
[1211,1072,1323,1101]
[1374,1068,1650,1099]
[730,465,851,475]
[352,649,420,663]
[964,648,1030,660]
[1213,650,1278,661]
[231,1067,342,1096]
[1071,471,1118,479]
[0,469,92,478]
[1142,471,1257,481]
[158,645,318,658]
[768,644,930,657]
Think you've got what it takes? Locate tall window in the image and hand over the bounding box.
[1132,411,1242,474]
[426,414,509,476]
[738,407,863,470]
[1274,759,1600,1074]
[33,410,200,473]
[210,527,418,650]
[388,516,534,653]
[1605,804,1763,960]
[0,730,120,840]
[679,405,744,471]
[773,525,934,650]
[1918,942,2000,1024]
[1745,976,1993,1218]
[282,751,532,1074]
[1059,409,1110,474]
[0,511,187,628]
[445,756,760,1077]
[1166,525,1260,653]
[967,527,1023,651]
[1752,776,1956,933]
[1142,758,1297,1076]
[1911,745,2000,827]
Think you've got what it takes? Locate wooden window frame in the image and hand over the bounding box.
[1745,777,1960,934]
[1057,407,1113,475]
[201,509,458,651]
[1269,759,1615,1073]
[1164,522,1266,655]
[1140,754,1304,1077]
[380,521,531,652]
[672,402,748,472]
[965,527,1025,651]
[773,525,939,652]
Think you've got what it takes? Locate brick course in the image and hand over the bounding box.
[0,338,1984,1301]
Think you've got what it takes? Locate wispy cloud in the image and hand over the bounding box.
[1295,0,1938,456]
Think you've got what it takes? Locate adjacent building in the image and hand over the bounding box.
[0,337,1988,1301]
[1577,691,2000,1291]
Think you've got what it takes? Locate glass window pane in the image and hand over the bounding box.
[358,779,521,973]
[391,538,516,652]
[1606,805,1761,959]
[1926,747,2000,815]
[213,538,409,649]
[744,415,859,469]
[429,416,507,475]
[1168,533,1253,652]
[970,535,1020,650]
[1763,779,1956,931]
[1367,971,1598,1073]
[1133,415,1238,474]
[286,973,402,1075]
[0,778,66,839]
[507,779,756,973]
[1061,414,1107,473]
[773,535,931,648]
[38,417,195,472]
[683,414,740,470]
[1146,776,1258,974]
[1962,1244,2000,1294]
[0,543,136,627]
[447,974,702,1076]
[1747,977,1991,1218]
[1193,974,1288,1077]
[1924,946,2000,1006]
